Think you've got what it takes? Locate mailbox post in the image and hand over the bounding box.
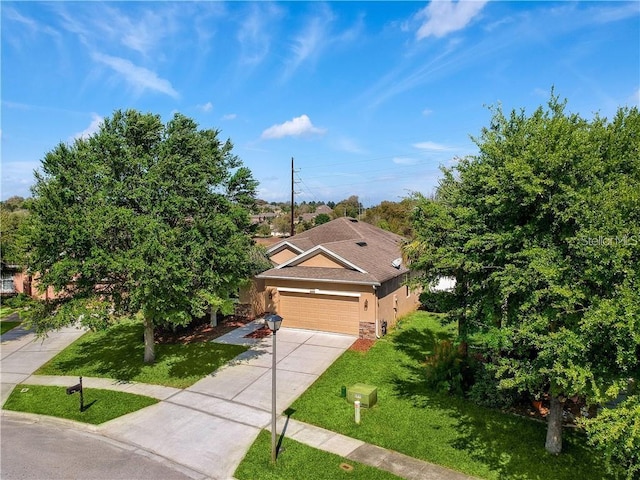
[66,376,84,412]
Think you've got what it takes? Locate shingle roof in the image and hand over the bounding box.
[258,217,408,285]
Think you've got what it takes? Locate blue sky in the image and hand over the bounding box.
[2,1,639,206]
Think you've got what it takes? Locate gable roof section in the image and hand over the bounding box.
[258,217,409,286]
[267,241,305,256]
[276,245,367,273]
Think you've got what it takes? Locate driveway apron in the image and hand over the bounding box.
[1,325,86,406]
[99,326,355,480]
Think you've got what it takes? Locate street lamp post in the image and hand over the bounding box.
[265,314,283,463]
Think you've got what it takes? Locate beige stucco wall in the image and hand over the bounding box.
[298,253,345,268]
[377,275,420,332]
[239,278,267,317]
[271,248,298,265]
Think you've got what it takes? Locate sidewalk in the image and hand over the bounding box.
[1,319,475,480]
[1,323,86,405]
[273,417,473,480]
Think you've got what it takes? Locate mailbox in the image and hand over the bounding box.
[66,384,82,395]
[66,377,84,412]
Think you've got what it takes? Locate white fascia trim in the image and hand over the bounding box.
[255,274,380,287]
[277,287,361,298]
[275,245,367,273]
[267,241,304,255]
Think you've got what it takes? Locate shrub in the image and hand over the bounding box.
[3,293,31,308]
[468,361,523,409]
[419,290,456,313]
[424,340,473,395]
[582,395,640,480]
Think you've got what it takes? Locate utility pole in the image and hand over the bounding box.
[290,157,294,237]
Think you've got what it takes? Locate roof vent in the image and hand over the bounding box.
[356,241,367,247]
[391,258,402,269]
[348,218,358,222]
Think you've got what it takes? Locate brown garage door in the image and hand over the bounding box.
[278,292,359,335]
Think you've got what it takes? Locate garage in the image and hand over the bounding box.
[278,290,360,335]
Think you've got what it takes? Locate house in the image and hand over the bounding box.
[241,217,420,339]
[1,263,19,297]
[1,263,57,300]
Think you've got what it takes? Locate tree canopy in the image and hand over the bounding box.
[362,198,416,237]
[332,195,362,219]
[405,94,640,456]
[1,197,30,265]
[314,213,331,225]
[26,109,259,363]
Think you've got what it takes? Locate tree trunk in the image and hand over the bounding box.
[545,395,564,454]
[210,307,218,327]
[143,315,156,364]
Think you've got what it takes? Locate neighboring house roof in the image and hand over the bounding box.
[257,217,408,286]
[251,212,278,224]
[315,205,333,215]
[253,237,282,247]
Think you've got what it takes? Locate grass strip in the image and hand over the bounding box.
[35,320,247,388]
[235,430,401,480]
[1,321,21,335]
[3,385,158,424]
[290,311,608,480]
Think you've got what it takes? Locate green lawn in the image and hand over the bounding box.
[235,430,402,480]
[3,385,158,424]
[1,321,21,335]
[35,320,248,388]
[290,311,609,480]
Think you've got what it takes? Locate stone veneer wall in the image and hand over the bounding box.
[359,321,376,340]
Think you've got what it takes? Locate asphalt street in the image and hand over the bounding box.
[1,416,195,480]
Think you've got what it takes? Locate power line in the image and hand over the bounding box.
[295,152,422,170]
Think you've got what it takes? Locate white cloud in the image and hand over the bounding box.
[282,4,362,80]
[630,88,640,106]
[3,6,61,50]
[261,115,326,139]
[284,14,331,77]
[422,108,433,116]
[74,113,104,140]
[413,141,455,151]
[4,6,39,30]
[333,137,368,154]
[392,157,419,165]
[92,52,179,98]
[532,87,549,98]
[222,113,237,120]
[415,0,488,39]
[237,3,282,66]
[198,102,213,112]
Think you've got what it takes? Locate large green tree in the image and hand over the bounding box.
[405,95,640,454]
[362,198,417,237]
[332,195,362,219]
[26,109,259,363]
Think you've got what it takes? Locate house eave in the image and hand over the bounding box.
[255,273,380,287]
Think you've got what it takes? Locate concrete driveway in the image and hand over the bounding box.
[99,325,355,480]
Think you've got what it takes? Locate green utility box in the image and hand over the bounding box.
[346,383,377,408]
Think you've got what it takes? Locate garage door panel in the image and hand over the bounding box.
[279,292,359,335]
